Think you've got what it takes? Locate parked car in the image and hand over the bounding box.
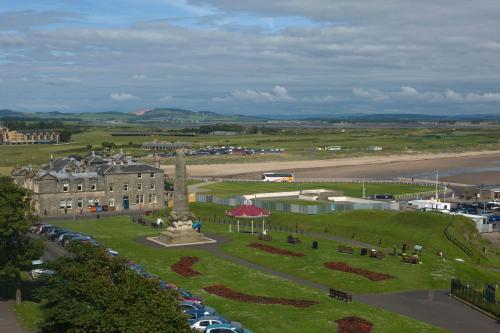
[106,248,119,257]
[203,323,252,333]
[30,223,43,233]
[189,316,230,331]
[48,228,69,241]
[178,288,203,304]
[30,268,56,279]
[180,301,216,316]
[58,233,83,246]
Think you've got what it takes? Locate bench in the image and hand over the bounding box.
[401,255,419,264]
[258,233,272,241]
[329,288,352,303]
[287,235,301,244]
[337,246,354,254]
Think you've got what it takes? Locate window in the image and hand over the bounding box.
[137,173,142,178]
[136,194,144,204]
[66,199,72,209]
[88,199,94,207]
[77,199,83,208]
[109,198,115,207]
[150,172,155,178]
[77,184,82,191]
[148,194,157,204]
[63,183,69,192]
[150,182,155,190]
[124,184,129,191]
[137,183,142,191]
[91,183,96,191]
[59,200,66,209]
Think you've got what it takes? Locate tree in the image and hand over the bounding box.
[0,176,43,304]
[39,243,194,333]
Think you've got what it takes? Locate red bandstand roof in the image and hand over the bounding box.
[226,203,270,218]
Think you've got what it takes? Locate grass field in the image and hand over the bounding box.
[48,216,446,333]
[200,181,434,198]
[12,301,42,332]
[2,126,500,168]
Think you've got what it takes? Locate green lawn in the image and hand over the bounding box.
[200,181,434,198]
[51,216,446,333]
[12,301,42,332]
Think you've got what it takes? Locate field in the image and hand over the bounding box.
[2,126,500,169]
[47,216,445,333]
[198,181,433,198]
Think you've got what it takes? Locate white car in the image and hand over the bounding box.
[30,268,56,279]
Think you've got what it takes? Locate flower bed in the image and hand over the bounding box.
[204,284,318,308]
[324,262,394,281]
[335,316,373,333]
[171,256,201,277]
[247,243,305,257]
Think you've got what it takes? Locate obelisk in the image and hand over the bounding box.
[158,149,203,245]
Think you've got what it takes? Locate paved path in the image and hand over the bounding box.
[138,233,499,333]
[357,290,499,333]
[0,300,25,333]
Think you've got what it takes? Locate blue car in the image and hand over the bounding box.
[203,323,252,333]
[180,301,216,317]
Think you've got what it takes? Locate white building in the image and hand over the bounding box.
[408,199,451,212]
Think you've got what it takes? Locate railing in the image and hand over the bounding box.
[450,279,500,318]
[443,216,474,258]
[197,216,305,235]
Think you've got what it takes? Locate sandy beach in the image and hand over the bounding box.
[161,150,500,185]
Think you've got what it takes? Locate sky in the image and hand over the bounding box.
[1,0,500,116]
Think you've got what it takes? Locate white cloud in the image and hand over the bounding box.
[213,85,295,102]
[159,95,173,102]
[301,95,337,103]
[132,74,147,80]
[40,77,81,85]
[110,93,140,101]
[465,92,500,102]
[352,87,388,101]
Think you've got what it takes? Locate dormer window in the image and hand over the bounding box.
[77,184,83,191]
[138,173,142,178]
[91,183,96,191]
[109,185,114,192]
[63,183,69,192]
[150,172,154,178]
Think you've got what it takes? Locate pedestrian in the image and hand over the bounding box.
[393,245,397,256]
[97,213,100,220]
[402,242,407,255]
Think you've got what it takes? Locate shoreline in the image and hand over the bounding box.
[161,150,500,181]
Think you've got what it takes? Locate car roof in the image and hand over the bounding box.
[193,316,226,321]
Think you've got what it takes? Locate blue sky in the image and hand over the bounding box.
[1,0,500,115]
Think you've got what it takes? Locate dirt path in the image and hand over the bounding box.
[0,301,25,333]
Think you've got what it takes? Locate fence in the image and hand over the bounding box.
[196,194,396,215]
[450,279,500,318]
[443,216,474,258]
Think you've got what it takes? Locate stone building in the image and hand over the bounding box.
[1,124,59,144]
[12,153,165,216]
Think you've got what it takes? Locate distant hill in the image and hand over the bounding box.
[131,108,260,122]
[302,113,500,122]
[0,108,263,123]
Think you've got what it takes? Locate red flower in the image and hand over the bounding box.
[247,243,305,257]
[171,256,202,277]
[324,262,394,281]
[335,316,373,333]
[204,284,318,308]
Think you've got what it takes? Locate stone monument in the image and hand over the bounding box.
[158,149,204,245]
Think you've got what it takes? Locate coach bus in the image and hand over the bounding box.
[261,173,294,183]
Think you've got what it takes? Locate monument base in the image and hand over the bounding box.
[158,227,205,245]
